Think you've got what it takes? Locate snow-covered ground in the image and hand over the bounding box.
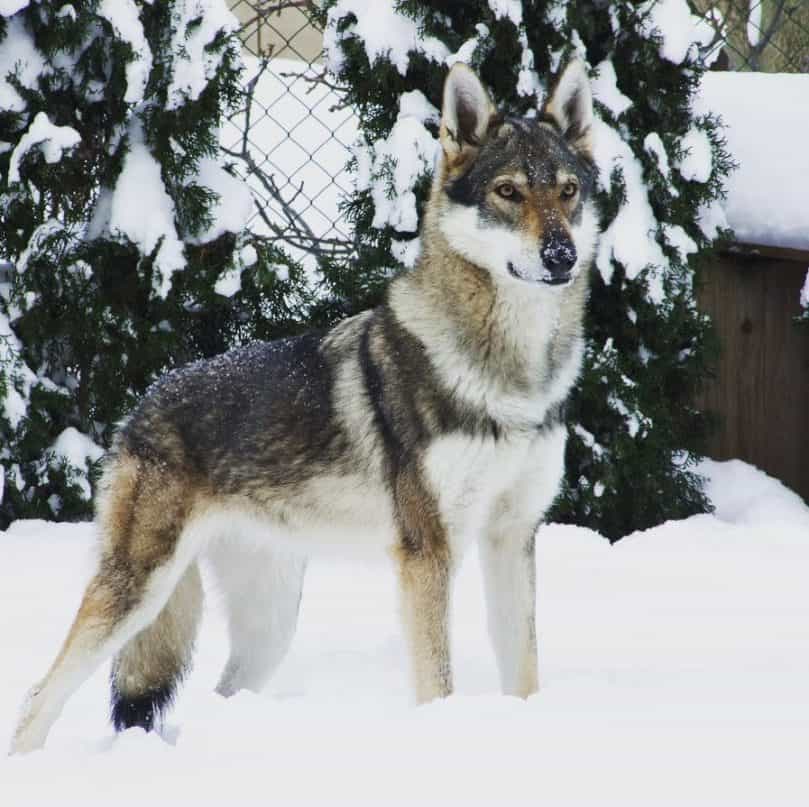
[2,458,809,805]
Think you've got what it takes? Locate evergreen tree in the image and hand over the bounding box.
[318,0,734,540]
[0,1,306,527]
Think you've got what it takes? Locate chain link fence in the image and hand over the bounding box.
[694,0,809,71]
[224,1,357,271]
[225,1,808,265]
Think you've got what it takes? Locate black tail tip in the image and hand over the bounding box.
[110,684,175,733]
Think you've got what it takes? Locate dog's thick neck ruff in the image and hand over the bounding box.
[389,219,589,432]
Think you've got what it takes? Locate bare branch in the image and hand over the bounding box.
[278,66,353,111]
[223,56,332,257]
[281,67,345,95]
[748,0,789,69]
[224,9,355,263]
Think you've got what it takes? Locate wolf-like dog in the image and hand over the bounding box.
[10,60,598,754]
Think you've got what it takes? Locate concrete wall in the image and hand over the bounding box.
[230,1,323,62]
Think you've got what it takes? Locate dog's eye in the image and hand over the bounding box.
[561,181,579,200]
[495,182,518,200]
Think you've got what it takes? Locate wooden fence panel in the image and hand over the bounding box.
[697,247,809,502]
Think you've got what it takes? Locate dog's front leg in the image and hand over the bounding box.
[479,523,539,699]
[397,547,452,703]
[394,466,453,704]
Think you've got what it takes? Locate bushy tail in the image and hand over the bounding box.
[110,562,203,732]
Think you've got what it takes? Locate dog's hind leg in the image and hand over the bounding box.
[208,542,306,697]
[9,453,202,754]
[10,558,198,754]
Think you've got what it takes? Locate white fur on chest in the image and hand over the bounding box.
[423,426,567,558]
[435,328,582,429]
[391,272,584,431]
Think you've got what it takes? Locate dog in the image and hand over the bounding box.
[10,59,598,754]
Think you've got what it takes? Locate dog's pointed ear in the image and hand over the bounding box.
[544,60,594,161]
[439,63,496,163]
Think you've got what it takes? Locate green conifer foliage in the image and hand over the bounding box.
[0,1,304,527]
[319,0,733,540]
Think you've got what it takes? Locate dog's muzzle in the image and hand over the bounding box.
[507,236,578,285]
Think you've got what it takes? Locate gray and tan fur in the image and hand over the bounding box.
[10,60,598,754]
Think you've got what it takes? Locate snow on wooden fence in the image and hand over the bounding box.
[694,69,809,502]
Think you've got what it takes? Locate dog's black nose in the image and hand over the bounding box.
[541,237,577,283]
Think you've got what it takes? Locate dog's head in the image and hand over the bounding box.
[435,61,598,288]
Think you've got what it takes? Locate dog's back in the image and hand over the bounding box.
[120,333,342,487]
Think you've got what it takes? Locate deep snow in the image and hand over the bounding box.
[2,459,808,805]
